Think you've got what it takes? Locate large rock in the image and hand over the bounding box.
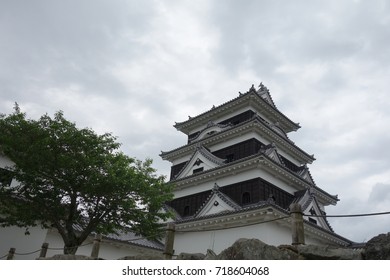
[118,253,164,260]
[37,254,96,260]
[176,252,205,260]
[295,245,362,260]
[363,233,390,260]
[204,249,217,260]
[216,238,299,260]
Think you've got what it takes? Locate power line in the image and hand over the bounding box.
[175,210,390,233]
[304,210,390,218]
[3,210,390,258]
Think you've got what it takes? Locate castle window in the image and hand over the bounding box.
[308,217,317,225]
[183,206,190,217]
[242,192,251,205]
[193,167,204,174]
[226,154,234,163]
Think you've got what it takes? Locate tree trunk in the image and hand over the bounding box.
[63,242,79,255]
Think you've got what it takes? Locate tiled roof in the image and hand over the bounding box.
[161,115,314,163]
[172,199,353,246]
[293,188,335,233]
[169,145,337,205]
[174,200,288,224]
[72,224,164,251]
[302,219,352,245]
[174,84,300,134]
[103,231,164,251]
[258,83,277,108]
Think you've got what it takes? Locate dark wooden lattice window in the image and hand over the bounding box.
[220,178,295,210]
[219,110,255,126]
[166,190,212,217]
[242,192,251,204]
[213,138,264,162]
[183,206,190,217]
[225,154,234,163]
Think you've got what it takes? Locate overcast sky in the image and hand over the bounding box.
[1,0,390,243]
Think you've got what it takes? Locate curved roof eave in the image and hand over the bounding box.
[170,152,338,205]
[174,89,300,135]
[161,116,314,164]
[172,203,352,246]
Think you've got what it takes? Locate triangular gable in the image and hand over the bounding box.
[175,146,225,179]
[301,193,333,232]
[294,189,312,210]
[195,185,241,218]
[298,166,316,185]
[261,144,283,166]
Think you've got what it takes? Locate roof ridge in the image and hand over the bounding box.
[174,83,300,131]
[257,82,277,108]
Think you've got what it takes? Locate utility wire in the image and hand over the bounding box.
[175,210,390,233]
[304,210,390,218]
[3,210,390,258]
[14,248,42,256]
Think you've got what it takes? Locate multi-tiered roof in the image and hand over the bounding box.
[161,83,350,247]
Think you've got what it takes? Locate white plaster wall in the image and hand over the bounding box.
[0,226,48,260]
[173,222,292,254]
[304,234,329,246]
[44,230,161,260]
[173,223,334,255]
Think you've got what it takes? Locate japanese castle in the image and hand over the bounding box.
[160,83,352,254]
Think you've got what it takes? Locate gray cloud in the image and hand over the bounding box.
[1,0,390,242]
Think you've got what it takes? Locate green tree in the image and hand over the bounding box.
[0,105,173,254]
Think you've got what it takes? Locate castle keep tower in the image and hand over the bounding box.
[160,84,351,253]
